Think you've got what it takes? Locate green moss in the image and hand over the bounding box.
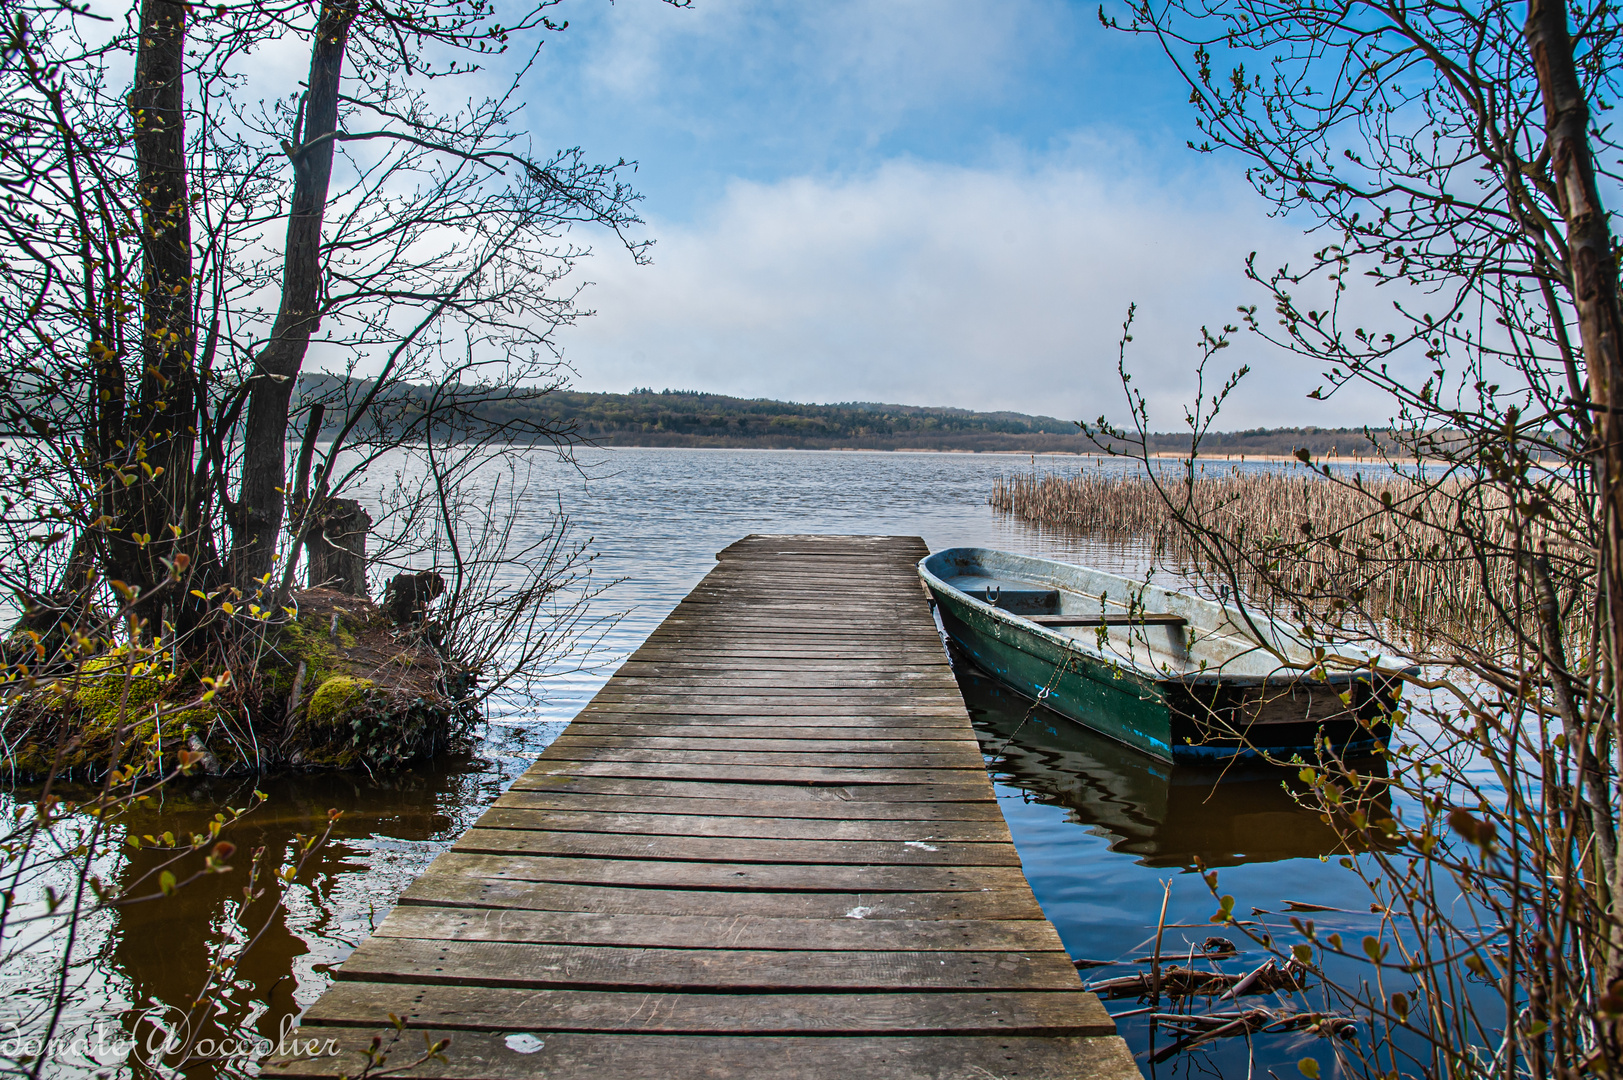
[60,656,193,755]
[265,618,343,697]
[71,655,180,725]
[4,588,467,779]
[306,676,375,729]
[3,654,227,778]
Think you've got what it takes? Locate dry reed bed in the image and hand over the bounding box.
[990,466,1555,650]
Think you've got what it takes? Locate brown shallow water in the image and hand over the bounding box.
[0,449,1464,1078]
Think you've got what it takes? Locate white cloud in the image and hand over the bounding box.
[558,149,1408,428]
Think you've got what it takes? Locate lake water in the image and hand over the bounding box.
[5,448,1399,1078]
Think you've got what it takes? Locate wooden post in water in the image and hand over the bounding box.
[305,498,371,597]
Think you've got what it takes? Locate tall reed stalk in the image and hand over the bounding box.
[991,465,1566,654]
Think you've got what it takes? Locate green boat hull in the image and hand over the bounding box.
[923,562,1397,764]
[930,583,1177,758]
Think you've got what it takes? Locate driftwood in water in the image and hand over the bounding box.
[1088,958,1309,999]
[1146,1007,1357,1063]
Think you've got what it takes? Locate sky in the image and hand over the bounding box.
[492,0,1400,428]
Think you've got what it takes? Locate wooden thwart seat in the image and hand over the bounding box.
[1029,613,1188,627]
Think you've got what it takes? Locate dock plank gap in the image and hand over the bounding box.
[270,535,1141,1079]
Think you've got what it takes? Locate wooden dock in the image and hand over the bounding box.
[273,535,1137,1079]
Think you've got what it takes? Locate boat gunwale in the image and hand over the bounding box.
[919,547,1402,690]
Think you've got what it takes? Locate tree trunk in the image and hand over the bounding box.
[120,0,198,632]
[232,0,356,593]
[1525,0,1623,991]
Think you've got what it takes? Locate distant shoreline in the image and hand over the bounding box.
[579,442,1406,465]
[288,378,1407,459]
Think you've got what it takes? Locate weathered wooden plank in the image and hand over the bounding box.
[507,776,995,802]
[668,601,923,611]
[414,852,1033,893]
[624,650,940,659]
[300,985,1115,1037]
[541,738,982,758]
[580,686,949,700]
[534,747,984,769]
[578,698,970,710]
[565,720,972,733]
[450,828,1022,867]
[613,656,947,665]
[651,606,933,615]
[492,792,1006,822]
[397,878,1047,920]
[587,682,960,693]
[594,681,949,693]
[267,1029,1141,1080]
[655,601,929,609]
[617,668,952,678]
[555,726,978,744]
[639,627,943,638]
[684,578,923,586]
[640,624,934,634]
[617,657,943,667]
[481,807,1011,842]
[541,730,972,748]
[574,703,966,715]
[520,762,985,785]
[632,631,936,639]
[372,906,1064,952]
[637,634,944,644]
[332,938,1082,993]
[681,593,925,599]
[657,615,927,624]
[623,655,944,663]
[673,589,922,597]
[639,626,935,634]
[637,635,938,644]
[638,635,935,642]
[573,711,972,725]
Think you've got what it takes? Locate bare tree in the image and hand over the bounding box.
[0,0,681,1069]
[1083,0,1623,1072]
[0,0,675,698]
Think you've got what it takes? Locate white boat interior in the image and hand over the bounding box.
[924,547,1372,682]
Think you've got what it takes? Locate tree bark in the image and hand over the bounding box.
[232,0,356,593]
[119,0,199,631]
[1525,0,1623,981]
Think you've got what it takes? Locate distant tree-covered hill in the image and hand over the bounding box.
[293,378,1400,456]
[537,388,1088,451]
[1098,426,1405,459]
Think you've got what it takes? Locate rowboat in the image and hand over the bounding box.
[954,661,1388,867]
[919,547,1406,762]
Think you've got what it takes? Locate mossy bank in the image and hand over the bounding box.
[1,588,475,779]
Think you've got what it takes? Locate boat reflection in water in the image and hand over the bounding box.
[950,652,1388,869]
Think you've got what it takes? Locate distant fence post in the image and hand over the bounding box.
[306,499,373,598]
